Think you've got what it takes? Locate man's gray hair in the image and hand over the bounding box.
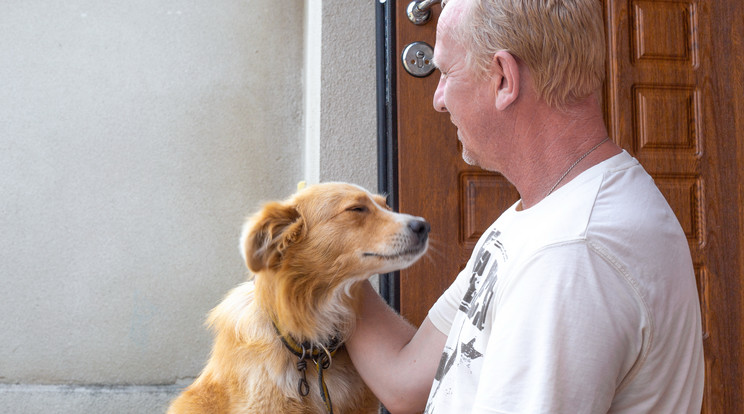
[454,0,606,108]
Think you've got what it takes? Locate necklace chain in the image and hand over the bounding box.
[546,137,610,197]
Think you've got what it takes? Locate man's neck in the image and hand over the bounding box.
[501,94,620,209]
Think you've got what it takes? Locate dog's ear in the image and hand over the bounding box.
[240,201,306,272]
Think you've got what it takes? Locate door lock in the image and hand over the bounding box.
[401,41,436,78]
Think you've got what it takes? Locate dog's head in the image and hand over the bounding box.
[239,182,429,340]
[241,182,429,280]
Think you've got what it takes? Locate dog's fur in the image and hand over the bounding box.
[168,182,429,413]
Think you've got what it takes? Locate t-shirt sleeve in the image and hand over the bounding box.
[472,242,645,413]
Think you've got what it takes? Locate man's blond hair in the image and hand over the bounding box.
[454,0,606,108]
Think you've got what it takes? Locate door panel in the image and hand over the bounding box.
[605,1,744,412]
[390,0,743,411]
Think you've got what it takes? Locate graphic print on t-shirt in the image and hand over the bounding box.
[464,229,506,329]
[425,229,507,413]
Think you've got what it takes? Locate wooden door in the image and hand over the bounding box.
[384,0,744,411]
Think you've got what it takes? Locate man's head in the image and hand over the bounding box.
[433,0,526,169]
[444,0,605,108]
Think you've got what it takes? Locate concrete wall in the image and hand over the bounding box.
[0,0,377,412]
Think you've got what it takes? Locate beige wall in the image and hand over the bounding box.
[0,0,376,412]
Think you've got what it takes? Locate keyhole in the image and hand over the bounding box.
[415,50,426,68]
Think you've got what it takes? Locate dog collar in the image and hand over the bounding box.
[271,320,343,360]
[271,319,343,414]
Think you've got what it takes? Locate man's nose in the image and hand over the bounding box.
[433,76,447,113]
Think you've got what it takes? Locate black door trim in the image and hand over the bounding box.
[375,0,400,312]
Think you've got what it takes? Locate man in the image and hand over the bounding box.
[347,0,705,412]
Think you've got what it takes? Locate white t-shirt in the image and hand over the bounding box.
[425,151,704,413]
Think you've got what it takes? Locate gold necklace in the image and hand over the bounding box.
[546,137,610,197]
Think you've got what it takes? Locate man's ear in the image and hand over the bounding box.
[491,50,520,110]
[240,201,306,272]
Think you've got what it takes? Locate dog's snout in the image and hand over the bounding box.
[408,218,430,242]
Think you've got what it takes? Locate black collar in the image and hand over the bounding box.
[271,320,344,360]
[271,319,343,414]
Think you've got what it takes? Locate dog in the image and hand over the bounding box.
[167,182,430,413]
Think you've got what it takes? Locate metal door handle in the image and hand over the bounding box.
[407,0,442,25]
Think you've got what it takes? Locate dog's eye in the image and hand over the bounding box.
[346,205,368,213]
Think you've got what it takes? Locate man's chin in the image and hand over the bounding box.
[461,149,479,167]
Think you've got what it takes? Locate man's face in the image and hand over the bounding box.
[432,0,498,168]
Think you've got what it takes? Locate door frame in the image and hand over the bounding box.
[376,0,401,310]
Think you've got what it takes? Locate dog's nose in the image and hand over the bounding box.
[408,218,430,242]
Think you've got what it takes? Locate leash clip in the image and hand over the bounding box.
[313,343,333,370]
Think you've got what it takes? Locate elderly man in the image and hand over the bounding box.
[347,0,705,413]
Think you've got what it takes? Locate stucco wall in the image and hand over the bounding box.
[0,0,376,412]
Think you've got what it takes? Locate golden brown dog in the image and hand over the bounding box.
[168,182,430,414]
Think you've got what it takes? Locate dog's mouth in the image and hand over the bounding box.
[362,243,428,261]
[360,218,429,267]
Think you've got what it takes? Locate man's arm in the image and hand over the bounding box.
[346,281,447,414]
